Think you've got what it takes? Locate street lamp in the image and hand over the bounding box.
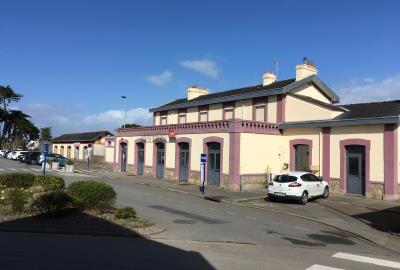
[121,96,127,128]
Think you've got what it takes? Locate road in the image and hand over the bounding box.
[0,158,399,270]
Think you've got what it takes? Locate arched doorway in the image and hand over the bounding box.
[60,146,64,156]
[156,143,165,178]
[67,146,72,158]
[178,142,190,181]
[346,145,366,196]
[294,144,310,171]
[207,142,221,186]
[120,143,127,173]
[137,142,145,175]
[74,147,79,160]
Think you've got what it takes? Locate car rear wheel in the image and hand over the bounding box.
[322,187,329,198]
[299,191,308,205]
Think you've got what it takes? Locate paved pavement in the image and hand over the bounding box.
[0,158,400,269]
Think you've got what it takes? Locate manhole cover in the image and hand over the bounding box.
[173,219,196,225]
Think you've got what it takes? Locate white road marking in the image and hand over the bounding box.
[0,168,5,171]
[306,265,344,270]
[270,221,282,225]
[333,252,400,269]
[245,216,257,220]
[30,168,41,171]
[8,168,18,171]
[225,211,235,215]
[20,168,30,171]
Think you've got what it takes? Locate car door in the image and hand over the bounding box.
[308,174,324,196]
[300,174,317,197]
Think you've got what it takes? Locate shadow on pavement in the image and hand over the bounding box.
[352,206,400,235]
[0,211,215,270]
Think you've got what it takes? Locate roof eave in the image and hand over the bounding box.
[280,116,400,129]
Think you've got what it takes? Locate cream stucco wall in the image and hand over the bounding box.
[167,109,178,125]
[154,112,160,126]
[208,104,223,121]
[292,84,331,104]
[240,133,284,174]
[282,128,322,175]
[187,107,198,123]
[330,125,384,182]
[285,95,342,122]
[267,95,277,123]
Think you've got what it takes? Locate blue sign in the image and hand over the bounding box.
[44,143,49,154]
[200,153,207,163]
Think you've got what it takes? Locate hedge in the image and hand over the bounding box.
[0,173,36,188]
[67,181,116,209]
[35,175,65,191]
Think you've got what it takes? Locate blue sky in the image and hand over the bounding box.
[1,0,399,135]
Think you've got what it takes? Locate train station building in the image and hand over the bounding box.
[108,60,399,200]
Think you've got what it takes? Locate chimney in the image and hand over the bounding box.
[263,72,277,86]
[187,85,208,100]
[296,58,318,81]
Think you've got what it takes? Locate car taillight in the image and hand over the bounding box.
[288,182,302,187]
[268,181,273,186]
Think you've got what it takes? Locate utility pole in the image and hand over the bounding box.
[121,96,127,128]
[273,59,280,79]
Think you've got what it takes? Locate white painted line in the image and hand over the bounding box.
[245,216,257,220]
[20,168,30,171]
[0,168,5,171]
[306,265,344,270]
[270,221,282,225]
[30,168,41,171]
[333,252,400,269]
[226,211,235,215]
[8,168,18,171]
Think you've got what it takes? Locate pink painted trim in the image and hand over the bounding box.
[174,137,192,180]
[384,124,398,196]
[113,137,117,171]
[289,139,313,171]
[229,130,240,186]
[322,127,331,181]
[277,94,286,123]
[203,136,224,186]
[116,120,280,137]
[339,139,370,193]
[134,138,146,175]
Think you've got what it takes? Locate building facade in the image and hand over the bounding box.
[52,131,113,161]
[111,60,399,200]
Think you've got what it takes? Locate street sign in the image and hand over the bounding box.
[200,153,207,163]
[168,129,176,137]
[199,153,207,194]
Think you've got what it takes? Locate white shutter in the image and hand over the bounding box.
[255,106,265,122]
[179,114,186,124]
[225,109,233,120]
[200,112,207,122]
[161,116,167,125]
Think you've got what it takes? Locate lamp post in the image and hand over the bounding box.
[121,96,127,128]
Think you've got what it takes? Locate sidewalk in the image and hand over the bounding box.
[122,175,400,253]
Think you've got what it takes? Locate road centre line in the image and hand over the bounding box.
[245,216,257,220]
[8,168,18,171]
[295,226,311,231]
[332,252,400,269]
[306,265,344,270]
[225,211,235,215]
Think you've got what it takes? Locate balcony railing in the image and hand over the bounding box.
[115,120,280,137]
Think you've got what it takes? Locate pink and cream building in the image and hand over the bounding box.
[110,60,399,200]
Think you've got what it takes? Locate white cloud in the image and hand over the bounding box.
[22,103,152,136]
[336,73,400,104]
[180,59,220,78]
[146,70,173,86]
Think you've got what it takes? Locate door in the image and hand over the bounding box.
[121,143,127,173]
[67,147,71,158]
[347,150,365,195]
[137,143,144,175]
[207,142,221,186]
[179,143,189,181]
[156,143,165,178]
[295,144,310,171]
[74,147,79,160]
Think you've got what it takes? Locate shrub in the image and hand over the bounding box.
[114,207,136,220]
[31,190,71,215]
[7,188,32,213]
[0,173,36,188]
[35,175,65,191]
[67,181,116,209]
[66,159,73,165]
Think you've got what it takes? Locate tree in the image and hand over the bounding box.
[122,123,142,128]
[0,85,23,147]
[40,127,52,142]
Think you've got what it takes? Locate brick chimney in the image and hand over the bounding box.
[263,72,277,86]
[296,58,318,81]
[188,85,208,100]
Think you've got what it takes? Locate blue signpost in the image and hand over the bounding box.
[200,153,207,194]
[42,143,49,176]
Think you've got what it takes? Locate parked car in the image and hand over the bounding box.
[3,150,12,158]
[267,172,329,205]
[9,151,27,160]
[18,152,31,162]
[6,151,17,159]
[0,150,6,157]
[24,152,42,165]
[38,153,71,167]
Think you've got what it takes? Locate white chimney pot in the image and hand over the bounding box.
[263,72,277,86]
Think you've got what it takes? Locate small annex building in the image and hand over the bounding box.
[52,130,113,161]
[110,60,400,200]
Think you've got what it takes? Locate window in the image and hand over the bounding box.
[160,116,167,125]
[178,108,187,124]
[224,107,234,120]
[255,105,265,122]
[198,105,208,122]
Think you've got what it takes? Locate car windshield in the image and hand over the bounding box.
[273,175,298,183]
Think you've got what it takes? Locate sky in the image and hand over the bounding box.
[1,0,399,135]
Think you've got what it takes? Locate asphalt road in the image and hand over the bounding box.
[0,158,399,270]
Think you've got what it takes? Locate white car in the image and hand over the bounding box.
[267,171,329,205]
[0,150,5,157]
[9,151,27,160]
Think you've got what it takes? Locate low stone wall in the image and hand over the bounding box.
[144,166,152,176]
[367,182,384,200]
[165,168,176,180]
[240,174,268,190]
[329,178,342,193]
